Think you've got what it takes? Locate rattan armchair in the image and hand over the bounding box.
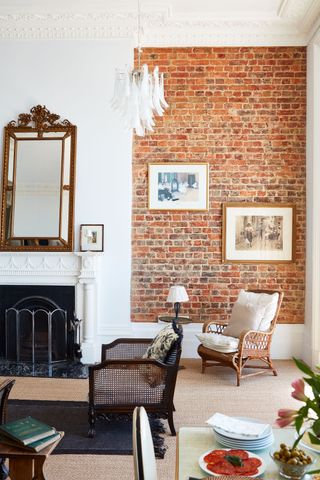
[198,289,283,386]
[88,330,182,438]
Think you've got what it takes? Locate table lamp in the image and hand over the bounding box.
[166,285,189,328]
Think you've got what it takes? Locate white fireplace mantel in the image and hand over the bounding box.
[0,251,102,363]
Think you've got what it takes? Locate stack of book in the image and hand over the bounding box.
[0,416,61,452]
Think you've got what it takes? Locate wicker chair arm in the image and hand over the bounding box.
[203,321,228,334]
[238,329,273,353]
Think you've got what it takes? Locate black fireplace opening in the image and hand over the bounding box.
[0,285,77,363]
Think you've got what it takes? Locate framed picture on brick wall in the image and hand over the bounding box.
[222,202,296,263]
[148,163,209,211]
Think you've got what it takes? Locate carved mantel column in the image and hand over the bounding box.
[76,253,101,363]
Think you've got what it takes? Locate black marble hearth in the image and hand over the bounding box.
[0,360,88,379]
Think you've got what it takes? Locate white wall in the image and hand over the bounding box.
[0,39,133,360]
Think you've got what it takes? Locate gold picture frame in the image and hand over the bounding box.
[148,163,209,211]
[222,202,296,264]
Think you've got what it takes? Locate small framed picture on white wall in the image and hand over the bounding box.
[80,224,104,252]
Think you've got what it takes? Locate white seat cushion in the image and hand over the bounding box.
[196,333,239,353]
[223,301,266,338]
[238,290,279,331]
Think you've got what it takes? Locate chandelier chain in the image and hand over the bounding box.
[137,0,142,70]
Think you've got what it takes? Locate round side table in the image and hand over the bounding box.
[158,315,192,325]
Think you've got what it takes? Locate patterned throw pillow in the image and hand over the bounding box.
[143,325,179,361]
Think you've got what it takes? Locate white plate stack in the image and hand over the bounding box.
[207,414,274,451]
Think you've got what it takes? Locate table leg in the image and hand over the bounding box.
[8,457,33,480]
[33,457,46,480]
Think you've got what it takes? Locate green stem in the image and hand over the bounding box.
[292,431,305,450]
[304,469,320,475]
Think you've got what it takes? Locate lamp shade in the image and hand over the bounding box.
[166,286,189,303]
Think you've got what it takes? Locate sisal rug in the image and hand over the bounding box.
[7,399,167,458]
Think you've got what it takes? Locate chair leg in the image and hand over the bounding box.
[267,357,278,376]
[168,409,176,436]
[201,360,206,374]
[88,406,96,438]
[0,457,9,480]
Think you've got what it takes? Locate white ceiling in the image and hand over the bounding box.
[0,0,319,45]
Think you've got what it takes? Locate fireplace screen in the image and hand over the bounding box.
[5,296,68,364]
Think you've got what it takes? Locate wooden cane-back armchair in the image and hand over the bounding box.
[88,328,182,438]
[198,289,283,386]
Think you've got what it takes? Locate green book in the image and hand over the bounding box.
[0,432,61,452]
[0,416,56,446]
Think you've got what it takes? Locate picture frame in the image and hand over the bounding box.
[80,224,104,252]
[222,202,296,264]
[148,163,209,211]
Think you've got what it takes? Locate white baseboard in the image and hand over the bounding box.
[96,322,304,360]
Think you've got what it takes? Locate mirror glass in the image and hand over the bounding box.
[0,105,76,251]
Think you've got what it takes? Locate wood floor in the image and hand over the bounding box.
[2,359,299,480]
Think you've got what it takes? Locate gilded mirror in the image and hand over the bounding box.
[0,105,76,251]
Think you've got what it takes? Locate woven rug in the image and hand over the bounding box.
[7,400,167,458]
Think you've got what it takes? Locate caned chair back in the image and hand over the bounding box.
[133,406,157,480]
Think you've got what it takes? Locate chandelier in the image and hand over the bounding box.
[110,0,169,137]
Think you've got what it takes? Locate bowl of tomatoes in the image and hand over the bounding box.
[198,448,266,477]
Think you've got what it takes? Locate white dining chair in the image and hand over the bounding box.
[133,406,157,480]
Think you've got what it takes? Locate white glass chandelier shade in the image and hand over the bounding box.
[111,63,169,137]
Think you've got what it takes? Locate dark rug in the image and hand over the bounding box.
[7,400,167,458]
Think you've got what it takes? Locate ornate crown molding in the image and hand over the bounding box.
[0,5,318,46]
[278,0,312,20]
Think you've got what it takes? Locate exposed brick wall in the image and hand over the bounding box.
[132,47,306,324]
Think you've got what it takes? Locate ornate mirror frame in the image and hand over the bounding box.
[0,105,76,251]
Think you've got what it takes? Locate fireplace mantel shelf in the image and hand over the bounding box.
[0,251,102,282]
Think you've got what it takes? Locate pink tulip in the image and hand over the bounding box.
[276,417,295,428]
[278,409,298,418]
[276,408,297,428]
[291,379,308,402]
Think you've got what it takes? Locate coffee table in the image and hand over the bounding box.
[176,426,320,479]
[0,432,63,480]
